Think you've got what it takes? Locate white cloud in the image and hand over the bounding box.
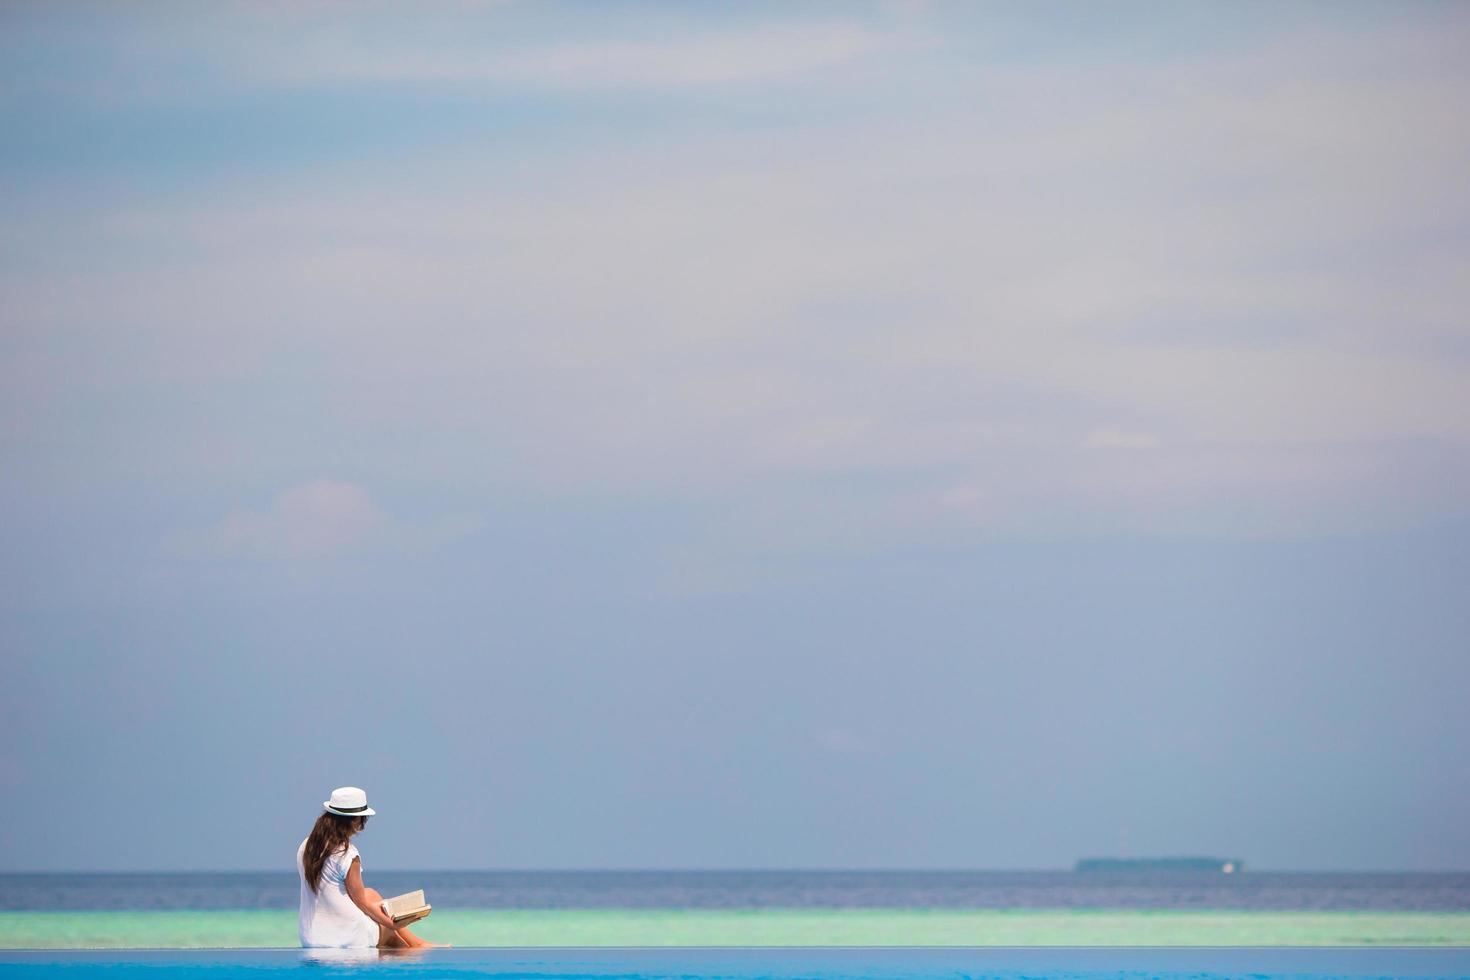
[1086,429,1160,451]
[266,22,892,90]
[164,480,487,561]
[815,727,882,758]
[198,479,387,559]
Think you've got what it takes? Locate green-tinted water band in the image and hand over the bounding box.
[2,909,1469,949]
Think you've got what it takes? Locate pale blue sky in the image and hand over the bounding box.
[2,1,1468,872]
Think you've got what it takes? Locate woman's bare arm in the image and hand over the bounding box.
[344,857,399,932]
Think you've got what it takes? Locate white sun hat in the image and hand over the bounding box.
[323,786,376,817]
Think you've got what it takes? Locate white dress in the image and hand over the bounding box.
[297,839,380,948]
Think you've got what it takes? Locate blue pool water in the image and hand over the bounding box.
[3,947,1470,979]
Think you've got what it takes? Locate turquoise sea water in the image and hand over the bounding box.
[4,908,1470,948]
[3,872,1467,950]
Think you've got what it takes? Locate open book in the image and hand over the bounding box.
[381,889,432,927]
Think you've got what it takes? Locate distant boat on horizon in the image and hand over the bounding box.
[1075,856,1243,873]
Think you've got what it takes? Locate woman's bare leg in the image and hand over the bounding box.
[395,926,444,948]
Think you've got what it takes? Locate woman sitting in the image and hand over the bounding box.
[296,787,444,949]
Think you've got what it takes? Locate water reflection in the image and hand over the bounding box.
[300,947,380,967]
[300,947,433,968]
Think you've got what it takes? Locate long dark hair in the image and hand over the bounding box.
[302,812,368,893]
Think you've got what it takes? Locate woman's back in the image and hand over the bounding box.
[296,839,378,948]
